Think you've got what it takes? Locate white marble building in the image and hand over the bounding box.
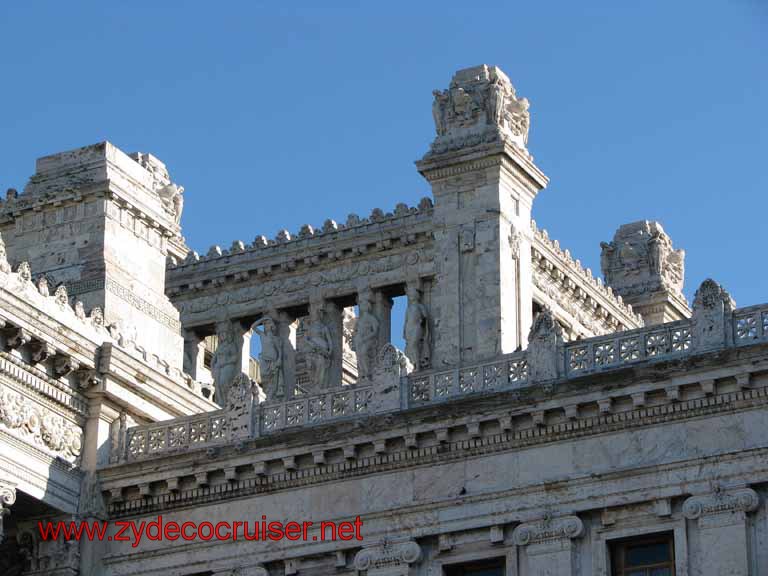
[0,65,767,576]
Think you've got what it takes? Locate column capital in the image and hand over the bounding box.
[683,487,759,521]
[354,539,422,576]
[512,515,584,547]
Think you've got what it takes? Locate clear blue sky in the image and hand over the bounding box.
[1,1,766,311]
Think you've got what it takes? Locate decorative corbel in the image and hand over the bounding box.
[75,368,101,390]
[30,341,56,364]
[54,354,80,378]
[5,327,31,350]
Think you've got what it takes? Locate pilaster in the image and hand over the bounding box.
[512,515,584,575]
[417,65,548,367]
[683,487,759,575]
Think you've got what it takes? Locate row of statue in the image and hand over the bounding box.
[209,287,433,404]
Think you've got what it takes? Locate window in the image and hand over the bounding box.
[444,558,504,576]
[610,532,675,576]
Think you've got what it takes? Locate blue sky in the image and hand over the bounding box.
[1,1,766,314]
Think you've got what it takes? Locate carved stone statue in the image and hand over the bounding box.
[601,221,686,295]
[305,305,333,390]
[157,183,184,225]
[211,321,242,404]
[432,90,449,136]
[403,286,431,370]
[428,65,532,155]
[253,317,285,400]
[353,295,380,381]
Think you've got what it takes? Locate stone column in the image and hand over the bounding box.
[354,539,422,576]
[512,515,584,575]
[417,65,548,367]
[0,482,16,543]
[683,488,759,575]
[374,290,393,351]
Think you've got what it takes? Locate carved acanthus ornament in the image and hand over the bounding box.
[354,539,422,576]
[428,65,530,156]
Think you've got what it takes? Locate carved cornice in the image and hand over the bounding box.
[682,488,759,520]
[105,381,768,516]
[173,248,435,324]
[354,540,421,575]
[512,515,584,546]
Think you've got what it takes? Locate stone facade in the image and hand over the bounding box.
[0,65,767,576]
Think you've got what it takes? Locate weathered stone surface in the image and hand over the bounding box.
[0,64,766,576]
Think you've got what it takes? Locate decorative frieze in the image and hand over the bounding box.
[0,386,82,462]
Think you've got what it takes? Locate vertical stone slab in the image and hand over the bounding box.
[416,65,548,367]
[512,515,584,575]
[683,488,759,575]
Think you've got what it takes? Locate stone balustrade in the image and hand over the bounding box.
[118,297,768,462]
[406,352,529,406]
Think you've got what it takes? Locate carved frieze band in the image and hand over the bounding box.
[0,385,83,462]
[512,515,584,546]
[354,540,422,574]
[65,277,181,331]
[682,488,759,520]
[177,250,432,316]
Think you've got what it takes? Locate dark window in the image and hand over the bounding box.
[610,532,675,576]
[444,558,504,576]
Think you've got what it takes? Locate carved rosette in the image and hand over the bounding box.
[512,515,584,547]
[682,488,759,521]
[354,540,422,575]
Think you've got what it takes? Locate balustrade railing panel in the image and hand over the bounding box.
[564,320,692,377]
[406,353,529,407]
[120,305,768,461]
[733,305,768,346]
